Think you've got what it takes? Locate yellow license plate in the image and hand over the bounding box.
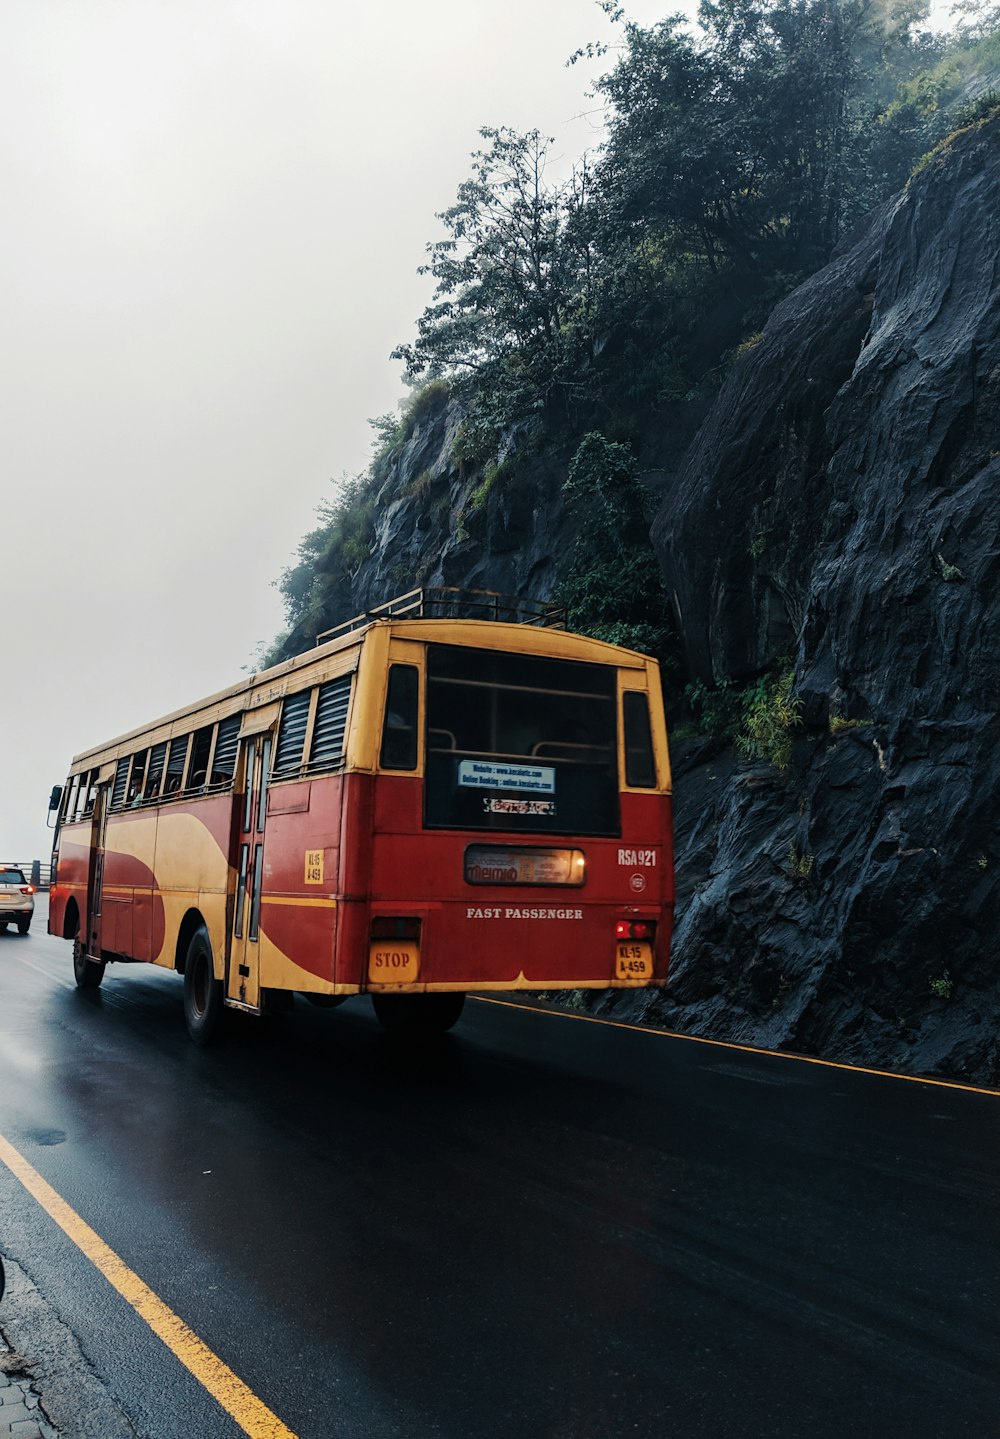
[368,941,420,985]
[615,941,653,983]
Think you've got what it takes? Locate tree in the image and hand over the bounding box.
[392,128,577,382]
[593,0,935,283]
[556,433,675,659]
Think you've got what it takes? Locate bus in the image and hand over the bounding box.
[48,589,673,1044]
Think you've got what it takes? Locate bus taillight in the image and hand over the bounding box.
[615,920,655,983]
[615,920,654,941]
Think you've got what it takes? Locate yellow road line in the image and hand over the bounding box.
[0,1133,298,1439]
[472,996,1000,1098]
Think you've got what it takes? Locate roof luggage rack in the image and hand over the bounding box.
[316,588,566,644]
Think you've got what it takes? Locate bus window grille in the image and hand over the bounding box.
[211,715,241,783]
[308,676,352,769]
[145,741,168,798]
[111,758,130,809]
[165,735,189,794]
[273,690,311,775]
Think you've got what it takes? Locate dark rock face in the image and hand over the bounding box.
[340,398,578,618]
[634,115,1000,1083]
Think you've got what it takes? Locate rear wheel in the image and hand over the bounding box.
[371,992,465,1034]
[0,921,7,933]
[73,933,105,988]
[16,917,30,935]
[183,927,223,1045]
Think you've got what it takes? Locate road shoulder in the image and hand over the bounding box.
[0,1257,135,1439]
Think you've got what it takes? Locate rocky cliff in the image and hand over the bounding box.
[288,112,1000,1084]
[639,112,1000,1083]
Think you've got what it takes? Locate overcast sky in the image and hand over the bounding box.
[1,0,952,864]
[1,0,685,862]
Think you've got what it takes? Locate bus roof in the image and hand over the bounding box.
[68,613,657,769]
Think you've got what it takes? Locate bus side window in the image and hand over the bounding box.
[165,735,189,795]
[309,675,352,771]
[273,690,311,776]
[82,770,98,816]
[623,691,657,788]
[75,769,97,820]
[127,751,148,805]
[144,741,167,799]
[188,725,213,790]
[380,665,419,771]
[210,715,240,787]
[63,775,80,823]
[111,757,131,810]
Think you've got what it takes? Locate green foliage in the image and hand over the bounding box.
[936,551,965,581]
[467,473,495,515]
[685,677,743,740]
[929,969,953,999]
[909,93,1000,179]
[593,0,946,290]
[787,843,815,879]
[271,470,381,652]
[734,333,764,359]
[386,1,999,441]
[555,433,674,658]
[369,412,403,454]
[685,668,803,767]
[404,376,451,426]
[371,379,453,466]
[468,453,519,514]
[391,128,600,432]
[405,469,434,499]
[829,714,872,735]
[737,670,802,769]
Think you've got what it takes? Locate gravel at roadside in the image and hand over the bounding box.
[0,1258,135,1439]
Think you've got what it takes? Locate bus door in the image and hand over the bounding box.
[86,767,114,956]
[227,730,272,1009]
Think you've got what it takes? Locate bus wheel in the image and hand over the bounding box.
[73,933,106,989]
[371,993,465,1034]
[183,927,223,1045]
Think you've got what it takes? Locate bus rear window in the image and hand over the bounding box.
[623,691,657,788]
[424,645,618,835]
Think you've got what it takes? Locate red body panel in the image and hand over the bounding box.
[358,774,673,988]
[50,795,236,958]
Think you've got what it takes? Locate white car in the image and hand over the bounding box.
[0,866,34,934]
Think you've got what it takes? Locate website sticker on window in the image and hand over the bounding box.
[457,760,555,794]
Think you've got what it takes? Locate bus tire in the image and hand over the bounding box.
[73,933,106,989]
[371,992,465,1034]
[183,927,223,1045]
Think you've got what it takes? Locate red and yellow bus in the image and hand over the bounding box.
[48,590,673,1043]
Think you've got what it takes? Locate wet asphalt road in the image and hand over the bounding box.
[0,901,998,1439]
